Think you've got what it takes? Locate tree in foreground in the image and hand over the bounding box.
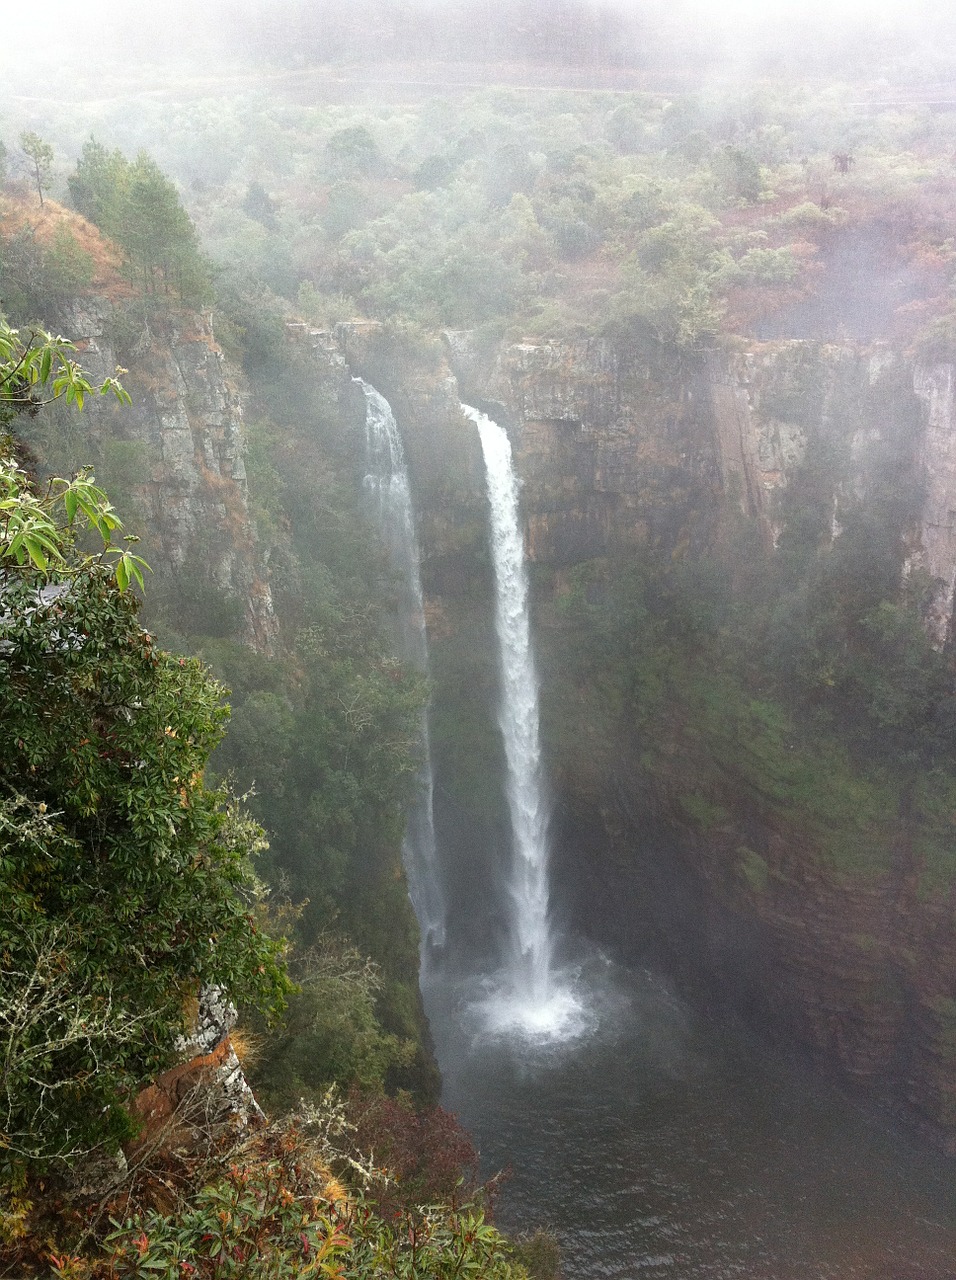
[0,322,290,1182]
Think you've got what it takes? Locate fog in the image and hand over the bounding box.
[4,0,956,92]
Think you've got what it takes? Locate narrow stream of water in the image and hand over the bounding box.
[467,405,554,1001]
[359,378,445,955]
[424,957,956,1279]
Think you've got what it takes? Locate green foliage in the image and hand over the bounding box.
[106,1172,520,1280]
[911,770,956,899]
[606,205,726,349]
[164,303,435,1097]
[733,246,799,286]
[1,457,146,589]
[0,323,141,587]
[510,1229,563,1280]
[242,181,278,231]
[549,486,948,884]
[0,223,97,323]
[0,320,130,427]
[295,282,357,332]
[107,1165,348,1279]
[27,75,956,347]
[250,939,417,1113]
[124,153,210,298]
[0,545,291,1170]
[68,139,129,232]
[325,126,381,180]
[710,145,762,203]
[0,356,289,1173]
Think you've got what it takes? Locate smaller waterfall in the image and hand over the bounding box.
[465,405,582,1038]
[359,379,445,958]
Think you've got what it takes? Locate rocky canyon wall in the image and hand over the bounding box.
[59,299,277,652]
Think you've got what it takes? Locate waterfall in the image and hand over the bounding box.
[358,379,445,958]
[466,405,581,1036]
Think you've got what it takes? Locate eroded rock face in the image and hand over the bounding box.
[131,985,263,1162]
[472,338,721,567]
[707,343,956,649]
[67,303,278,654]
[909,364,956,647]
[460,336,956,657]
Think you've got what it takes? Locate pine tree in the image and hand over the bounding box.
[19,132,53,207]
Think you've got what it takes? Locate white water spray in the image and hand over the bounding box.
[359,379,445,958]
[466,405,582,1038]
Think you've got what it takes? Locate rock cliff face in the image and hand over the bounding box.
[475,336,956,633]
[66,300,277,653]
[710,344,956,650]
[910,363,956,648]
[476,337,720,566]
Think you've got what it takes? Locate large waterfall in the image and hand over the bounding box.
[359,379,445,958]
[465,405,580,1036]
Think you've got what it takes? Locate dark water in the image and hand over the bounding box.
[424,958,956,1279]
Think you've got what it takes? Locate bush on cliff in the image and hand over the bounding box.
[98,1104,522,1280]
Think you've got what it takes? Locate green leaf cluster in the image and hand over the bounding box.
[247,938,417,1115]
[1,458,145,589]
[0,322,130,424]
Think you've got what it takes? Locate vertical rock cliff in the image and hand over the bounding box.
[910,364,956,648]
[53,299,274,652]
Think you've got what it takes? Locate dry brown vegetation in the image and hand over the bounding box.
[0,194,132,302]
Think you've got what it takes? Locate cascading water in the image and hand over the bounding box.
[464,405,582,1038]
[359,379,445,959]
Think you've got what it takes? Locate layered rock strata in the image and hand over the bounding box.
[67,301,277,653]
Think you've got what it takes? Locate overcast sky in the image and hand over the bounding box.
[5,0,950,40]
[3,0,953,83]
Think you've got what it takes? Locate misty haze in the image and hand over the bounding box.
[3,2,956,1277]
